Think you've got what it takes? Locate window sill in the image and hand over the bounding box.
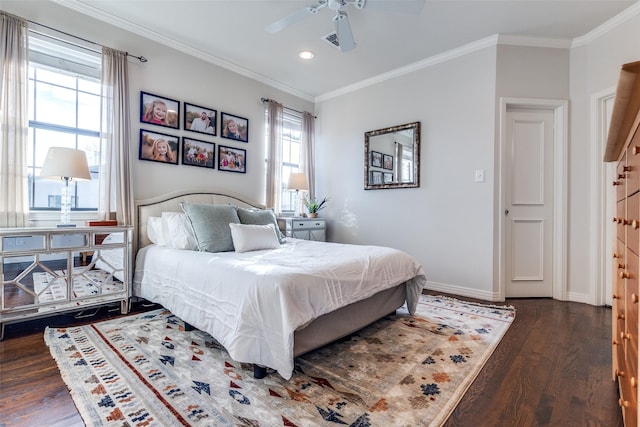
[29,211,100,227]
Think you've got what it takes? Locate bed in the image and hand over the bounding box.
[132,190,426,379]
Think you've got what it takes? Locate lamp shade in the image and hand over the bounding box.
[286,172,308,191]
[40,147,91,181]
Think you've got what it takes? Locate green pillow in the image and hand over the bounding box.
[181,203,240,252]
[236,207,285,243]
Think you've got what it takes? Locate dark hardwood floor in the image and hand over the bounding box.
[0,294,623,427]
[444,295,622,427]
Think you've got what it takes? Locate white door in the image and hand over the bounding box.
[505,108,555,297]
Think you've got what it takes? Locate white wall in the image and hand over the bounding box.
[1,0,313,206]
[569,11,640,303]
[316,48,499,300]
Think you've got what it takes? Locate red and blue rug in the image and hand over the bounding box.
[44,294,515,426]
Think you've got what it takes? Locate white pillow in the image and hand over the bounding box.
[161,212,197,250]
[229,223,281,253]
[147,216,166,246]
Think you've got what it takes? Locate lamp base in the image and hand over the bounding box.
[59,178,74,227]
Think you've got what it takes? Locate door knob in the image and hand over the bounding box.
[505,209,509,215]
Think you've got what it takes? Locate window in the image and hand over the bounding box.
[26,33,101,213]
[280,109,303,214]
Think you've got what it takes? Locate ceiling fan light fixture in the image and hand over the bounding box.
[328,0,344,11]
[265,0,425,51]
[299,50,316,60]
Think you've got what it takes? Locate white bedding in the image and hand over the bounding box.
[133,238,426,379]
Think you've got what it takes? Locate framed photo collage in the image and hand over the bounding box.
[138,91,248,174]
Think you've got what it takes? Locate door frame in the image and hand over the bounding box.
[591,87,616,306]
[498,97,568,301]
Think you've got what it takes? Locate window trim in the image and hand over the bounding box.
[27,34,102,223]
[280,109,303,214]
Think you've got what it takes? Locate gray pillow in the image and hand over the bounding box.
[181,202,240,252]
[236,207,285,243]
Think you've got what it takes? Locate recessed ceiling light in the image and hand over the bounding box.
[298,50,315,60]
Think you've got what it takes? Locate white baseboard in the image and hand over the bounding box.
[565,291,596,305]
[423,280,503,302]
[425,280,602,306]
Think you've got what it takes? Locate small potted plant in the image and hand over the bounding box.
[302,195,328,218]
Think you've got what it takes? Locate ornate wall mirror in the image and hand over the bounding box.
[364,121,420,190]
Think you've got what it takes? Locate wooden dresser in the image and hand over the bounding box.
[606,60,640,426]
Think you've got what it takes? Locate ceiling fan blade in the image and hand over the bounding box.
[265,4,323,33]
[358,0,425,14]
[334,11,355,52]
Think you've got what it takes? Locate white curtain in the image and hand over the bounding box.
[265,100,283,210]
[99,47,133,225]
[301,111,315,199]
[0,12,29,228]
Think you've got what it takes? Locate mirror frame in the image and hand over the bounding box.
[364,121,420,190]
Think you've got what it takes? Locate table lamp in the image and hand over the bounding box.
[40,147,91,227]
[286,172,308,217]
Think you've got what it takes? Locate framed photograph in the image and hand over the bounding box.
[371,170,383,185]
[139,129,179,165]
[383,154,394,170]
[218,145,246,173]
[182,137,215,169]
[371,151,383,168]
[140,91,180,129]
[184,102,216,136]
[221,112,249,142]
[384,172,394,183]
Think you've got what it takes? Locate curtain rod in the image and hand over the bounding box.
[261,98,316,118]
[27,19,147,63]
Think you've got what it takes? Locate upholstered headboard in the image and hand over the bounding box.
[135,189,264,251]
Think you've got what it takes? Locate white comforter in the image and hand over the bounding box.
[133,238,426,379]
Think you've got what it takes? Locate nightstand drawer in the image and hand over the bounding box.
[290,220,324,230]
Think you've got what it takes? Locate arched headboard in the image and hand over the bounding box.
[135,189,265,251]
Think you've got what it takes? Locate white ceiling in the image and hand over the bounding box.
[57,0,637,101]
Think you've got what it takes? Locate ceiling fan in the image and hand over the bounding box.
[265,0,425,52]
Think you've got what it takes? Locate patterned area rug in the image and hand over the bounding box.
[44,295,515,426]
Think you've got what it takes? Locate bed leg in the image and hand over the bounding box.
[184,322,195,331]
[253,365,268,379]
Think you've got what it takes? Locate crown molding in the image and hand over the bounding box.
[496,34,572,49]
[316,35,500,102]
[316,33,575,102]
[51,0,316,103]
[573,1,640,48]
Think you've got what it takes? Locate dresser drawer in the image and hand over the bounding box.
[616,238,627,286]
[628,133,640,196]
[614,305,626,365]
[618,376,638,427]
[623,249,639,375]
[618,200,627,243]
[628,192,640,255]
[290,220,325,230]
[616,158,627,202]
[614,283,627,363]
